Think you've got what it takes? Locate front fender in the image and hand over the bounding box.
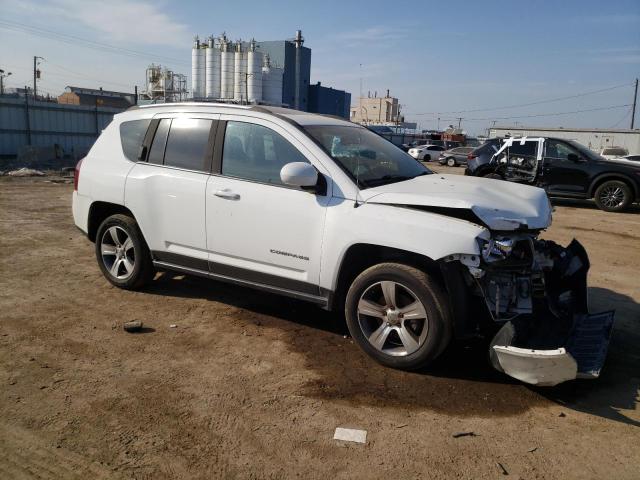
[319,199,487,291]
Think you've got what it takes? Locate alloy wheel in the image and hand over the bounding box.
[100,226,135,280]
[357,281,429,356]
[599,185,625,209]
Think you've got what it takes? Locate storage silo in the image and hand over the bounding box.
[191,36,205,98]
[220,35,233,99]
[247,39,262,103]
[205,36,221,99]
[261,55,283,105]
[233,41,246,102]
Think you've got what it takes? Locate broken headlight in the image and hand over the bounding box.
[480,237,515,262]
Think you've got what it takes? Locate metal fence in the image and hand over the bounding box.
[0,96,125,157]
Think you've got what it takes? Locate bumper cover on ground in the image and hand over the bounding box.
[488,239,615,386]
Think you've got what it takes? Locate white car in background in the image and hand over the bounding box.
[408,144,446,161]
[600,146,628,160]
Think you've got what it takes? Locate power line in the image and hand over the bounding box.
[610,107,632,128]
[0,19,189,67]
[436,104,631,123]
[406,82,634,116]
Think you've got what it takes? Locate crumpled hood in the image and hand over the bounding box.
[360,174,552,230]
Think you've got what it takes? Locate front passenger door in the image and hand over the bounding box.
[205,118,331,297]
[541,140,590,196]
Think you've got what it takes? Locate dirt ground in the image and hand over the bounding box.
[1,169,639,479]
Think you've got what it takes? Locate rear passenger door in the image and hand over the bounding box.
[205,116,331,298]
[125,114,219,267]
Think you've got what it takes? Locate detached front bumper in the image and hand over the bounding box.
[484,239,615,386]
[491,311,615,386]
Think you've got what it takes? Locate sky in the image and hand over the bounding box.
[1,0,639,135]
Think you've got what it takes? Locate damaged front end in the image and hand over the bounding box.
[451,236,614,386]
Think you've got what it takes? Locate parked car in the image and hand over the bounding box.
[407,144,446,161]
[600,146,629,160]
[438,147,475,166]
[619,154,640,162]
[72,103,613,386]
[466,137,640,212]
[400,140,423,152]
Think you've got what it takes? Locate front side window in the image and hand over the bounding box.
[546,140,580,160]
[120,119,151,161]
[221,121,309,186]
[304,125,430,189]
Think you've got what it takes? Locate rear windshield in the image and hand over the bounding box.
[120,119,151,162]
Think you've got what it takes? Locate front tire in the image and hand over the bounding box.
[345,263,452,370]
[594,180,632,212]
[95,214,154,289]
[422,154,431,162]
[446,157,457,167]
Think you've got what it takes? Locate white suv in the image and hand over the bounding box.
[73,103,613,386]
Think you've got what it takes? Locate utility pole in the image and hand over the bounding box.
[33,56,44,99]
[457,117,463,129]
[632,78,638,129]
[0,69,12,95]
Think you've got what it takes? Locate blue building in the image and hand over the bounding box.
[308,82,351,119]
[257,36,311,111]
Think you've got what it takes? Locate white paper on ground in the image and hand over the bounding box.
[333,427,367,444]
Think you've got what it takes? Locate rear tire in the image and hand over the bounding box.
[446,157,457,167]
[594,180,632,212]
[345,263,452,370]
[95,214,154,290]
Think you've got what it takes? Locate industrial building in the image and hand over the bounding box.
[141,64,188,103]
[350,91,404,126]
[190,30,350,118]
[57,86,135,109]
[308,82,351,119]
[489,126,640,154]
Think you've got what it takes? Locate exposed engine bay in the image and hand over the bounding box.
[448,234,614,386]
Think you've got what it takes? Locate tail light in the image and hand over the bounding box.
[74,158,84,191]
[467,153,477,160]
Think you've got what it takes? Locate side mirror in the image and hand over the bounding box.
[280,162,318,189]
[567,153,582,162]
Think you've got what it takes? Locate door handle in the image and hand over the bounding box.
[214,189,240,200]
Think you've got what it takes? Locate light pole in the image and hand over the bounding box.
[0,69,12,95]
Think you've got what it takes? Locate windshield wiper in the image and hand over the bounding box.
[365,175,411,187]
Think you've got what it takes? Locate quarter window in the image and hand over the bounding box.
[221,121,309,186]
[120,119,151,161]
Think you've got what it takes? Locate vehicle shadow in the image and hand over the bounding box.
[551,197,640,213]
[539,287,640,427]
[144,274,639,424]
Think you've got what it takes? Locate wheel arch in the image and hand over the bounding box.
[329,243,443,312]
[587,173,639,199]
[87,201,136,242]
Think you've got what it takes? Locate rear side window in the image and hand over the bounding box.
[120,119,151,161]
[163,118,213,171]
[508,141,537,157]
[221,121,309,186]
